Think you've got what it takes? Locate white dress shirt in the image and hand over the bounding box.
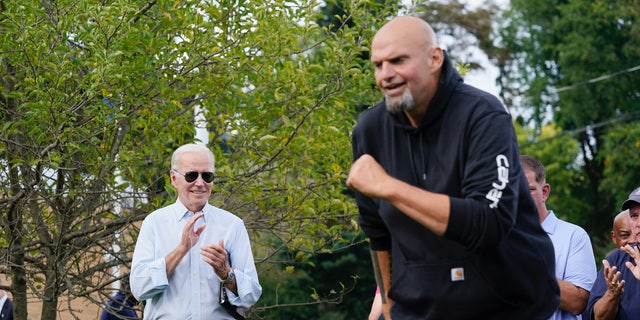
[131,200,262,319]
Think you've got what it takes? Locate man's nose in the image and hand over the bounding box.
[193,176,206,185]
[377,62,395,81]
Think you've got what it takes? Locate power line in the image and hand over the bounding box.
[521,109,640,147]
[551,64,640,93]
[518,65,640,147]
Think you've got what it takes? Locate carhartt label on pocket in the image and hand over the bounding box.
[451,267,464,281]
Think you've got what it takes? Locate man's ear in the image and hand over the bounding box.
[431,47,444,69]
[169,170,178,187]
[542,183,551,201]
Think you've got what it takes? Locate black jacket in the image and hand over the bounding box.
[352,53,559,319]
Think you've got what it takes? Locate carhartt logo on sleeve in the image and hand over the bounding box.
[486,154,509,208]
[451,267,464,281]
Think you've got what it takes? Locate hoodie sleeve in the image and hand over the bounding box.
[351,109,392,251]
[444,106,528,253]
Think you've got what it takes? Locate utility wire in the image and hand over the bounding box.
[551,64,640,93]
[521,109,640,147]
[519,64,640,146]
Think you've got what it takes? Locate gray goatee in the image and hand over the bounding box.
[385,89,415,114]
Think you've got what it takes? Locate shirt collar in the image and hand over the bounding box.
[541,210,557,235]
[173,200,209,223]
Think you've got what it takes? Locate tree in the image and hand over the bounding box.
[1,1,399,319]
[599,123,640,217]
[496,0,640,241]
[257,232,375,320]
[412,0,502,72]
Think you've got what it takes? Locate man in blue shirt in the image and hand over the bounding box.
[131,143,262,319]
[521,155,596,319]
[586,187,640,320]
[100,277,139,320]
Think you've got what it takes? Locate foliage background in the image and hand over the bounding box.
[499,0,640,260]
[0,0,393,319]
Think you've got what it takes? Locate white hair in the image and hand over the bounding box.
[170,143,215,171]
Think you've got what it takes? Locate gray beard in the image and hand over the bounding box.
[385,90,415,114]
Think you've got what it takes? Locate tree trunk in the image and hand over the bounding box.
[10,258,28,320]
[7,107,28,320]
[40,275,60,320]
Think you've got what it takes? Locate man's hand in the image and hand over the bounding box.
[200,240,232,280]
[621,244,640,280]
[347,154,391,198]
[180,212,206,252]
[201,240,238,295]
[593,259,625,320]
[166,212,206,278]
[602,259,625,297]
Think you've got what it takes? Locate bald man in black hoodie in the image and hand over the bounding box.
[347,16,559,320]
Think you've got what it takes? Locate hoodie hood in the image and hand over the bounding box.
[387,51,463,132]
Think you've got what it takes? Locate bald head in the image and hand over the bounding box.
[612,209,634,247]
[370,16,443,124]
[372,16,438,53]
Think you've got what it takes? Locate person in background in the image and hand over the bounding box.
[611,210,635,248]
[0,281,13,320]
[347,15,559,319]
[582,209,635,319]
[585,186,640,320]
[130,143,262,319]
[521,155,596,319]
[100,276,139,320]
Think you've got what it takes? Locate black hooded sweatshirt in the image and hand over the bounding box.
[352,53,560,319]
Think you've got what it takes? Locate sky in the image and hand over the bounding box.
[462,49,501,98]
[454,0,506,99]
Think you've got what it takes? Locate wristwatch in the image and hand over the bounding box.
[220,269,235,284]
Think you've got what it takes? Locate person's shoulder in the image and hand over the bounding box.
[455,83,508,114]
[208,205,244,223]
[554,216,584,229]
[143,204,173,219]
[606,248,624,260]
[139,203,179,228]
[112,291,128,301]
[356,101,386,123]
[605,247,631,265]
[353,102,390,138]
[554,216,590,236]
